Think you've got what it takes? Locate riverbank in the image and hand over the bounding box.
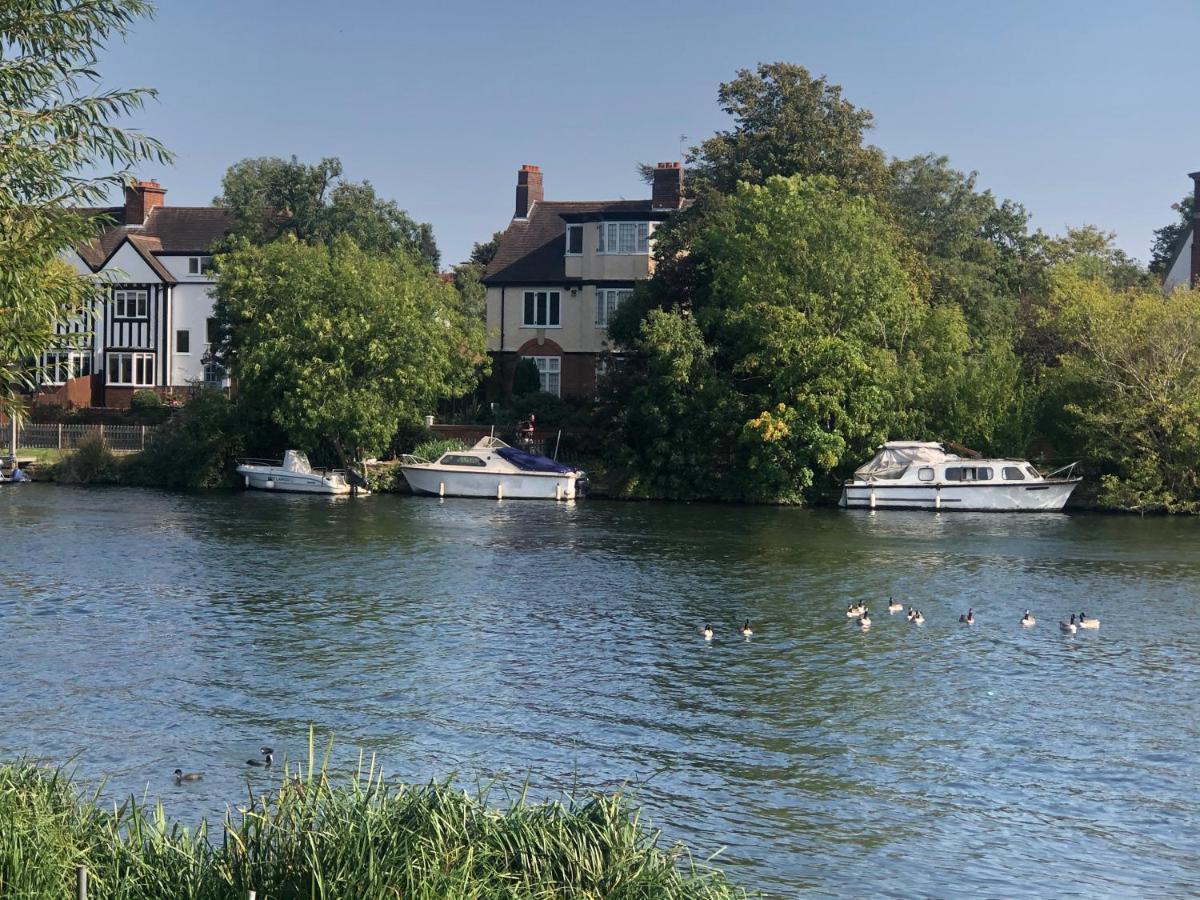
[0,754,752,899]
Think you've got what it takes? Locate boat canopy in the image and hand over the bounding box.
[495,446,574,474]
[854,442,955,480]
[282,450,312,474]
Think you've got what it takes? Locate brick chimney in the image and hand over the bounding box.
[651,162,683,211]
[514,165,543,219]
[124,179,166,226]
[1190,170,1200,286]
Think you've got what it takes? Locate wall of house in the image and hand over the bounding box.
[1164,230,1193,294]
[564,228,654,281]
[169,282,217,385]
[486,284,625,356]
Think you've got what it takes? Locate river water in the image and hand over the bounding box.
[1,486,1197,896]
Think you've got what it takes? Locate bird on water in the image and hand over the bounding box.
[702,624,714,641]
[1021,610,1036,627]
[174,769,203,783]
[740,620,753,638]
[1077,612,1100,630]
[1060,614,1077,634]
[887,598,903,613]
[247,746,274,767]
[959,608,975,625]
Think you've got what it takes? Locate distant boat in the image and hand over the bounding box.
[840,442,1080,512]
[399,436,584,500]
[237,451,363,495]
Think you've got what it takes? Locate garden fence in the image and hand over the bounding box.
[16,422,157,452]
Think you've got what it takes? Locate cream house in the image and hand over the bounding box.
[483,162,685,398]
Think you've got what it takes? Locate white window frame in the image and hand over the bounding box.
[595,288,633,328]
[187,256,214,276]
[522,290,561,328]
[41,351,91,385]
[107,351,156,387]
[175,329,191,354]
[596,221,652,254]
[524,355,561,396]
[113,289,148,319]
[565,225,584,256]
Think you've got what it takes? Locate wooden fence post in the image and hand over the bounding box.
[76,865,87,900]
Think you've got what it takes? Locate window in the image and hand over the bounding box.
[522,290,561,327]
[918,467,935,482]
[1025,465,1041,479]
[175,329,191,354]
[565,225,583,255]
[946,466,993,482]
[524,355,561,396]
[187,256,213,276]
[107,352,155,386]
[202,318,226,384]
[1002,466,1025,481]
[440,454,488,467]
[113,289,148,318]
[597,221,651,254]
[595,288,633,327]
[42,351,91,384]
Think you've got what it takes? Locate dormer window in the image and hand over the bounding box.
[187,256,213,276]
[596,222,651,254]
[565,225,584,255]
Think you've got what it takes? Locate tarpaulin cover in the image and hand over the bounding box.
[496,447,573,474]
[853,442,954,480]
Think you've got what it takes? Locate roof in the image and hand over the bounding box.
[483,200,681,285]
[74,205,234,282]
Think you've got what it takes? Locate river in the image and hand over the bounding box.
[1,486,1197,896]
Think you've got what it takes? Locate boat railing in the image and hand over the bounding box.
[1044,461,1080,481]
[236,457,348,478]
[399,453,432,465]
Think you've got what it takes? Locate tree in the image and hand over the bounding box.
[213,236,485,466]
[511,358,541,397]
[685,62,887,198]
[1149,192,1193,277]
[1040,225,1152,292]
[0,0,170,418]
[468,231,505,268]
[214,156,440,268]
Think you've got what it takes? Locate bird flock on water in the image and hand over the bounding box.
[174,746,273,785]
[701,603,1101,641]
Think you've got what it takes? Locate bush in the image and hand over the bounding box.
[129,389,162,410]
[509,391,574,427]
[410,437,466,461]
[126,390,245,489]
[512,358,542,397]
[53,431,119,484]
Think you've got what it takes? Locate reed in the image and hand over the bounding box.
[0,736,754,899]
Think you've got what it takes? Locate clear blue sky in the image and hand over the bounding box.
[97,0,1200,267]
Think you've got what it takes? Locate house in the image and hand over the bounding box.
[40,180,233,407]
[1162,170,1200,294]
[482,162,685,399]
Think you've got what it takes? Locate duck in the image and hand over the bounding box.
[1077,612,1100,630]
[845,603,866,618]
[959,608,975,625]
[887,598,904,613]
[740,619,753,638]
[1060,614,1077,634]
[174,769,203,784]
[858,609,872,629]
[702,624,714,641]
[905,607,916,621]
[911,610,925,625]
[247,746,274,767]
[1020,609,1036,627]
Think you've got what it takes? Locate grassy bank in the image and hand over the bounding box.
[0,748,753,899]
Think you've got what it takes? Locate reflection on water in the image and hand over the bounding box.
[1,488,1198,896]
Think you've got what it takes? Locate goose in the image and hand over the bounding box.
[1077,612,1100,630]
[845,603,866,618]
[1060,614,1077,634]
[174,769,203,783]
[247,746,274,767]
[887,598,904,613]
[959,608,975,625]
[1021,610,1036,627]
[740,620,753,638]
[858,609,872,629]
[905,607,916,621]
[911,610,925,625]
[702,624,714,641]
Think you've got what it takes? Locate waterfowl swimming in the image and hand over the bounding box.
[959,608,975,625]
[1021,610,1036,627]
[1077,612,1100,630]
[906,607,916,621]
[912,610,925,625]
[702,624,714,641]
[846,603,866,618]
[858,609,872,629]
[247,746,274,767]
[174,769,202,783]
[1060,614,1077,634]
[740,620,753,637]
[887,598,903,613]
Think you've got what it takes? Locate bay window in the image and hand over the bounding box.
[524,355,561,396]
[595,288,633,327]
[107,352,155,386]
[522,290,561,327]
[596,221,651,254]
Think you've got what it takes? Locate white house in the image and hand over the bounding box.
[1162,169,1200,294]
[41,180,234,407]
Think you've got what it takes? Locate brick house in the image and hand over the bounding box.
[40,180,233,407]
[482,162,686,399]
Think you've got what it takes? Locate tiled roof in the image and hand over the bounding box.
[74,205,234,278]
[484,200,660,284]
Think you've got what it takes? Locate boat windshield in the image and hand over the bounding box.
[282,450,312,474]
[854,443,952,480]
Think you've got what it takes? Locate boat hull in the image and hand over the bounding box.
[840,480,1079,512]
[237,466,353,495]
[400,465,577,500]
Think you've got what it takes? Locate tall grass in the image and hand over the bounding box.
[0,735,755,899]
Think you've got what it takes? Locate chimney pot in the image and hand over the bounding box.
[514,164,543,219]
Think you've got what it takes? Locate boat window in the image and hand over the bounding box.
[917,467,934,482]
[1003,466,1025,481]
[944,467,962,481]
[1025,465,1041,479]
[439,454,487,467]
[945,466,992,482]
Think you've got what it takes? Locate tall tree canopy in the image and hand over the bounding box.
[213,237,484,465]
[0,0,170,416]
[214,156,439,268]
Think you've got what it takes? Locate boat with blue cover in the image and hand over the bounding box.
[399,436,584,500]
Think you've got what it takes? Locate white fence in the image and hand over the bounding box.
[17,423,158,452]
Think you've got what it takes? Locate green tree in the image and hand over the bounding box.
[214,156,440,267]
[469,231,505,268]
[0,0,170,418]
[1149,192,1193,277]
[1040,224,1152,292]
[511,358,541,397]
[213,236,485,467]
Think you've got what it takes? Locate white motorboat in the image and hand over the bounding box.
[237,450,364,495]
[399,436,584,500]
[840,441,1080,511]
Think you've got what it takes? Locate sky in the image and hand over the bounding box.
[93,0,1200,267]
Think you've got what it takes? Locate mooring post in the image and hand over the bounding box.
[248,891,256,900]
[76,865,87,900]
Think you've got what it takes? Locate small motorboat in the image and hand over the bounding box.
[399,436,584,500]
[840,442,1080,512]
[236,450,364,495]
